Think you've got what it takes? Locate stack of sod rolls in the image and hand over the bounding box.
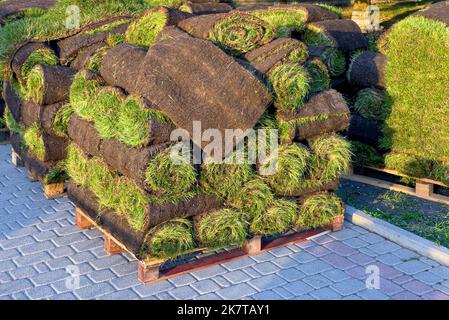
[346,47,388,169]
[347,1,449,185]
[0,0,58,141]
[3,2,352,261]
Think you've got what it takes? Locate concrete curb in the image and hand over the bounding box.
[345,205,449,267]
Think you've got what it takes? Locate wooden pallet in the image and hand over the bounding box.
[75,206,344,285]
[11,148,66,199]
[344,166,449,206]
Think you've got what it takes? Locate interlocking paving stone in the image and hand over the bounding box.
[331,278,366,296]
[392,291,421,300]
[216,283,257,300]
[402,280,433,295]
[191,279,221,294]
[310,287,342,300]
[395,260,431,275]
[357,289,389,300]
[413,271,443,285]
[1,143,449,300]
[303,275,332,289]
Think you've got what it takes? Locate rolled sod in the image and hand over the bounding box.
[308,133,352,184]
[305,58,330,93]
[133,37,271,155]
[303,19,367,52]
[155,26,191,43]
[384,153,434,179]
[227,178,274,217]
[195,209,248,249]
[277,89,350,142]
[250,199,298,237]
[350,140,384,168]
[2,80,23,123]
[244,38,308,74]
[67,114,170,188]
[259,143,311,194]
[179,2,232,14]
[308,45,346,77]
[145,145,197,196]
[67,114,102,158]
[91,86,126,139]
[125,7,191,48]
[297,193,344,229]
[51,103,73,138]
[239,4,339,25]
[0,0,56,24]
[200,154,254,200]
[348,114,382,147]
[70,70,104,122]
[210,12,275,55]
[23,124,67,162]
[347,51,386,89]
[100,43,147,94]
[57,15,131,63]
[269,63,310,114]
[116,96,174,148]
[142,218,195,259]
[21,100,67,135]
[25,65,76,105]
[379,6,449,164]
[70,42,106,71]
[66,143,224,230]
[353,88,389,121]
[178,12,275,55]
[11,42,57,85]
[3,107,24,137]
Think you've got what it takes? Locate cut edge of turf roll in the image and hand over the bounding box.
[250,6,308,38]
[297,193,344,229]
[269,63,310,113]
[250,198,298,237]
[195,208,248,249]
[70,70,103,121]
[305,58,330,93]
[23,123,45,161]
[259,143,311,194]
[309,133,352,184]
[210,12,275,55]
[141,218,195,259]
[353,88,389,121]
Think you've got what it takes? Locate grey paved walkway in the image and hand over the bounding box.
[1,144,449,300]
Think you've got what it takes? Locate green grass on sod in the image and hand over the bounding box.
[353,88,390,121]
[251,7,307,38]
[52,104,74,138]
[305,58,330,93]
[3,107,24,136]
[23,123,45,161]
[0,0,156,78]
[250,198,298,236]
[21,48,57,84]
[227,178,274,217]
[196,209,248,249]
[380,15,449,165]
[384,152,434,179]
[350,140,384,168]
[297,193,344,229]
[269,63,310,114]
[309,134,352,184]
[143,218,195,259]
[125,9,167,48]
[210,13,275,55]
[260,144,311,194]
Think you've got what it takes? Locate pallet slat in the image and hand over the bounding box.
[75,206,343,285]
[345,166,449,206]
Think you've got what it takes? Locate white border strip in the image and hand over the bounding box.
[346,205,449,267]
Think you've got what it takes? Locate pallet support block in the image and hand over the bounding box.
[330,215,344,232]
[138,261,162,285]
[104,233,125,255]
[44,183,65,199]
[415,180,433,198]
[243,236,262,255]
[75,207,95,229]
[11,149,24,167]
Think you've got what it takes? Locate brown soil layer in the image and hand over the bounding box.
[349,51,386,90]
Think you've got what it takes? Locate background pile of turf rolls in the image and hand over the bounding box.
[2,0,355,261]
[345,1,449,186]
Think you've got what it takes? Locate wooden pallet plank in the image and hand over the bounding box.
[104,233,125,255]
[345,173,449,206]
[75,207,95,229]
[44,183,65,199]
